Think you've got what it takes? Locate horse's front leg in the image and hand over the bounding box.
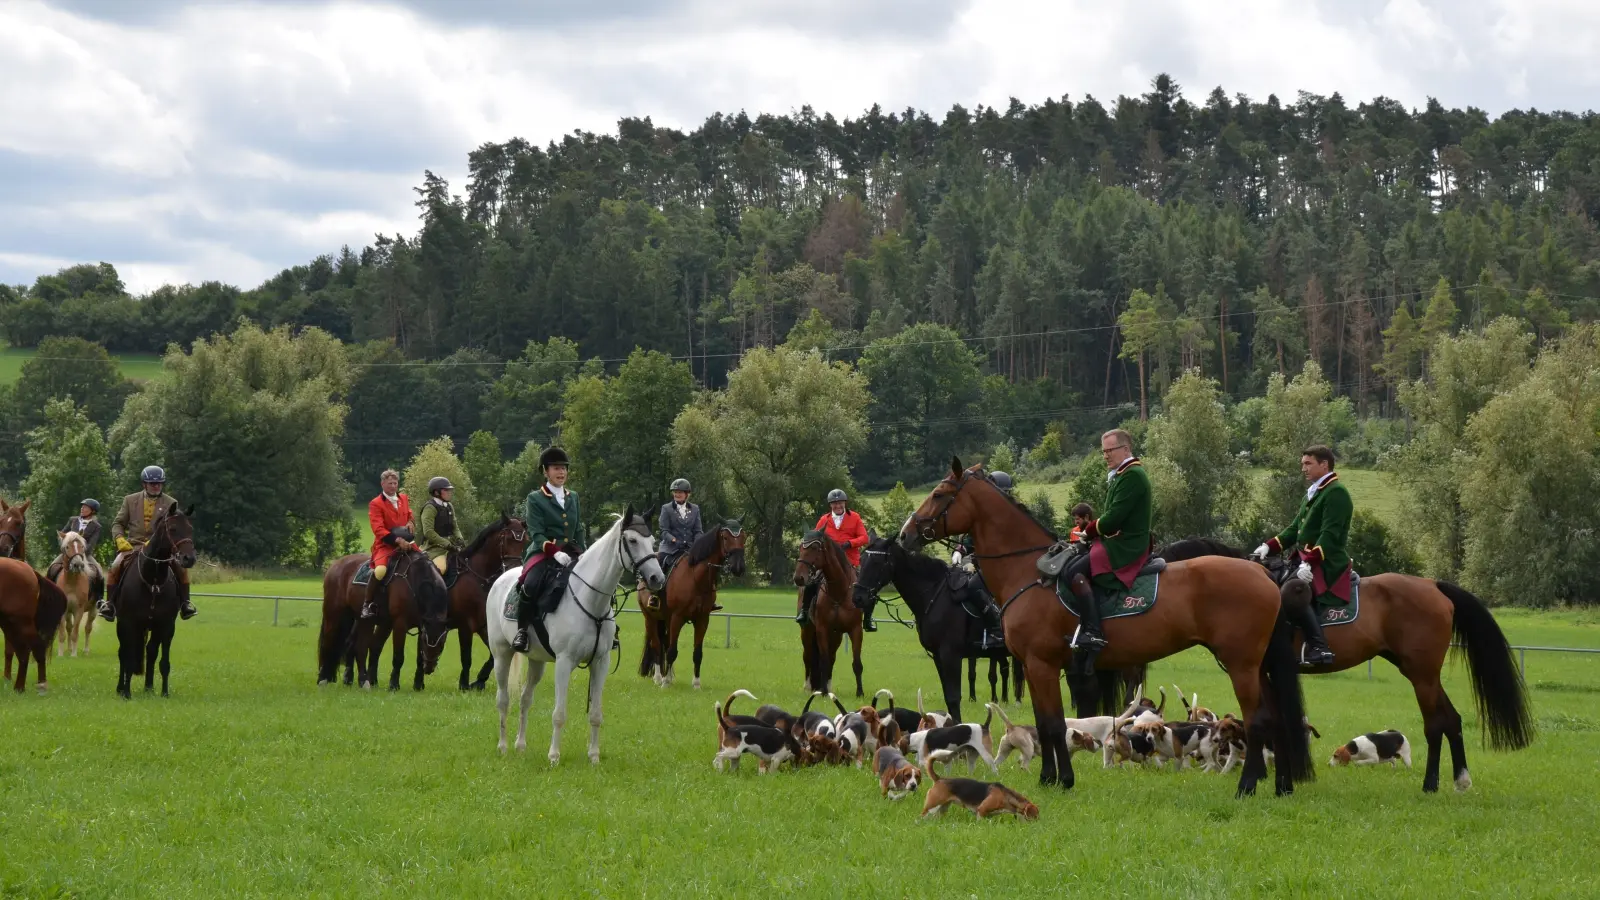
[144,629,159,693]
[850,627,864,698]
[690,614,709,690]
[664,611,684,687]
[517,659,544,753]
[389,628,407,692]
[1024,655,1073,789]
[939,654,964,725]
[158,630,171,697]
[547,654,577,765]
[412,628,427,692]
[458,625,473,691]
[586,639,611,764]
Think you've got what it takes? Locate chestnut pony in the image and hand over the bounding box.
[0,556,68,694]
[639,521,746,689]
[900,460,1312,797]
[792,528,865,698]
[1161,540,1534,793]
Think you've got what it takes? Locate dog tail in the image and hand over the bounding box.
[916,687,925,715]
[923,749,957,784]
[874,687,894,713]
[726,689,757,717]
[827,692,850,717]
[715,700,734,732]
[1154,686,1166,717]
[1175,684,1192,716]
[981,703,993,732]
[802,690,823,715]
[985,701,1014,730]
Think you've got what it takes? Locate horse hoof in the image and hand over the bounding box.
[548,754,560,767]
[589,754,600,765]
[497,741,507,754]
[692,678,701,690]
[1455,770,1472,792]
[36,683,47,695]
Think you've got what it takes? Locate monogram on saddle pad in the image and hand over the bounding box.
[1315,572,1361,626]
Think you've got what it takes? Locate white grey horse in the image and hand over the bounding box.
[486,508,665,764]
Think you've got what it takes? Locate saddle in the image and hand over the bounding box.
[352,560,373,586]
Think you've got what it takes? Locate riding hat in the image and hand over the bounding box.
[990,471,1013,492]
[141,465,166,484]
[427,476,453,495]
[826,489,848,504]
[670,478,691,493]
[80,498,100,512]
[540,446,570,469]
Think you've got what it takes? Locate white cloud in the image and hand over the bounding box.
[2,0,1598,293]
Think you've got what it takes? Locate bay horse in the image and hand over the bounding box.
[899,460,1312,797]
[0,558,68,693]
[321,548,449,691]
[639,522,746,689]
[53,530,98,657]
[112,502,196,699]
[445,515,530,691]
[793,529,865,698]
[485,508,666,763]
[854,534,1019,722]
[1161,539,1534,793]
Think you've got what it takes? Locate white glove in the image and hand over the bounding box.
[951,550,964,567]
[1250,543,1270,561]
[1294,561,1314,583]
[554,551,573,567]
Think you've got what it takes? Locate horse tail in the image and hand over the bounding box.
[510,652,527,695]
[1261,601,1314,785]
[1067,667,1136,718]
[1437,581,1534,751]
[33,572,68,637]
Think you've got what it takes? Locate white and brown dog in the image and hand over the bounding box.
[1330,730,1412,768]
[915,688,952,731]
[987,702,1042,769]
[873,745,921,799]
[714,691,802,773]
[828,693,881,767]
[908,710,998,775]
[1174,684,1217,724]
[1200,714,1248,773]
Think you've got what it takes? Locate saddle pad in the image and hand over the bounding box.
[1316,572,1360,627]
[1056,571,1160,621]
[352,561,372,586]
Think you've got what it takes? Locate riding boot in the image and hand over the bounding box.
[99,579,120,622]
[981,596,1004,632]
[1295,601,1336,667]
[178,579,197,620]
[361,577,385,620]
[795,585,816,625]
[862,610,878,632]
[1067,574,1109,675]
[512,589,533,653]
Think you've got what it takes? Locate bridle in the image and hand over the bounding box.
[460,519,529,587]
[388,549,451,654]
[904,468,1054,560]
[137,513,195,588]
[854,546,918,631]
[0,515,23,559]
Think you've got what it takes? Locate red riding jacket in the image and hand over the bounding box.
[814,510,869,567]
[369,492,414,568]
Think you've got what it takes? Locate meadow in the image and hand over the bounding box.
[3,577,1598,899]
[0,347,166,384]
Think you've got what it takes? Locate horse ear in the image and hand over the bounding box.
[16,499,30,514]
[0,497,8,511]
[950,456,962,476]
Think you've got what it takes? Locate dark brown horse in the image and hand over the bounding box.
[320,549,449,691]
[112,502,196,699]
[639,522,746,689]
[0,558,68,693]
[900,460,1311,797]
[1161,539,1534,793]
[0,496,34,682]
[444,515,530,691]
[793,529,865,698]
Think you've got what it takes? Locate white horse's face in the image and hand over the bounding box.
[60,533,90,573]
[622,528,665,592]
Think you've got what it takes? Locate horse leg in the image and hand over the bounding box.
[691,615,709,690]
[413,627,427,692]
[851,627,864,699]
[144,627,160,693]
[638,610,657,681]
[967,656,976,701]
[988,658,1000,704]
[1014,656,1025,703]
[516,659,544,753]
[494,640,513,753]
[158,626,172,697]
[665,611,684,687]
[547,655,577,766]
[1408,672,1464,792]
[1226,665,1268,798]
[473,629,494,690]
[939,654,964,725]
[816,628,835,696]
[389,627,406,691]
[458,625,473,691]
[800,625,815,692]
[586,640,611,764]
[1023,655,1072,789]
[31,628,49,694]
[84,608,94,655]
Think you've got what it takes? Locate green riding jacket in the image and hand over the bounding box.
[1270,473,1353,584]
[1093,458,1153,570]
[521,485,586,563]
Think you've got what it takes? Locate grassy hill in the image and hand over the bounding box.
[0,346,166,384]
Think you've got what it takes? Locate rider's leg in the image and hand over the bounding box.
[795,581,817,625]
[432,553,447,574]
[511,558,545,653]
[98,552,127,621]
[176,563,196,620]
[1062,553,1108,669]
[856,564,876,632]
[361,564,387,619]
[1282,580,1335,667]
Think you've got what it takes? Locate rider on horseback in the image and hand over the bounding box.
[951,471,1010,635]
[47,498,106,588]
[99,467,196,622]
[511,447,585,653]
[362,469,418,619]
[1250,445,1344,667]
[1061,431,1153,669]
[797,488,873,631]
[418,476,465,575]
[652,478,722,613]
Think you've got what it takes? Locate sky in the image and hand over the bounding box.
[4,0,1600,294]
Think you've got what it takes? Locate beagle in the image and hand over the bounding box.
[1174,684,1217,724]
[920,752,1039,820]
[987,702,1042,770]
[1330,730,1411,768]
[828,693,880,766]
[908,708,997,776]
[714,692,801,774]
[874,689,923,738]
[1201,714,1248,773]
[873,745,921,799]
[916,688,953,731]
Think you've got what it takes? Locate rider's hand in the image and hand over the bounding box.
[1294,561,1314,583]
[554,551,573,567]
[951,550,964,566]
[1250,543,1270,561]
[116,536,134,553]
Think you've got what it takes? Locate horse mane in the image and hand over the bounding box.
[971,469,1058,541]
[686,527,724,566]
[802,528,852,574]
[462,516,508,557]
[890,538,949,581]
[1159,537,1246,562]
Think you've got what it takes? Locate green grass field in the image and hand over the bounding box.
[3,578,1598,898]
[0,346,166,384]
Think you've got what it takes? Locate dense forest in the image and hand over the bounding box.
[6,75,1600,602]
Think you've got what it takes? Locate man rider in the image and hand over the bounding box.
[1250,445,1345,667]
[99,467,197,622]
[1060,430,1153,670]
[511,447,586,653]
[418,477,465,575]
[797,488,874,631]
[363,469,418,619]
[1069,503,1093,544]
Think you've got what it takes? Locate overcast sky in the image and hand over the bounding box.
[4,0,1598,294]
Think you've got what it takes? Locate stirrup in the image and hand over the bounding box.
[97,600,117,621]
[180,603,198,621]
[511,629,530,653]
[1069,624,1108,651]
[1300,644,1334,667]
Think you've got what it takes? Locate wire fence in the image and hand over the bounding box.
[197,591,1600,673]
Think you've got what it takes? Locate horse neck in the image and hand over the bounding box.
[964,490,1052,603]
[570,527,625,615]
[140,530,172,578]
[818,553,854,609]
[467,525,508,572]
[887,550,940,620]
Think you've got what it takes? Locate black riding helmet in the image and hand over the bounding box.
[540,446,570,470]
[990,471,1013,493]
[80,498,100,513]
[670,478,691,493]
[427,476,453,496]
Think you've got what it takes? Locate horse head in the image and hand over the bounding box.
[620,503,665,592]
[408,550,451,675]
[853,535,897,612]
[0,497,30,559]
[151,502,198,568]
[898,457,989,552]
[793,529,842,589]
[718,523,747,577]
[500,516,530,565]
[59,530,90,574]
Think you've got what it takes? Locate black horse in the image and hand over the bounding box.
[855,535,1027,723]
[113,503,196,699]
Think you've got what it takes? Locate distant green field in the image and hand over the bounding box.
[0,346,165,384]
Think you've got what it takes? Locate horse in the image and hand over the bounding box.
[53,530,98,657]
[0,558,68,693]
[111,502,196,699]
[968,655,1024,706]
[793,528,865,698]
[0,496,33,682]
[1160,538,1535,793]
[855,534,1018,722]
[319,548,449,691]
[899,459,1312,797]
[485,507,666,764]
[444,515,530,691]
[639,521,746,689]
